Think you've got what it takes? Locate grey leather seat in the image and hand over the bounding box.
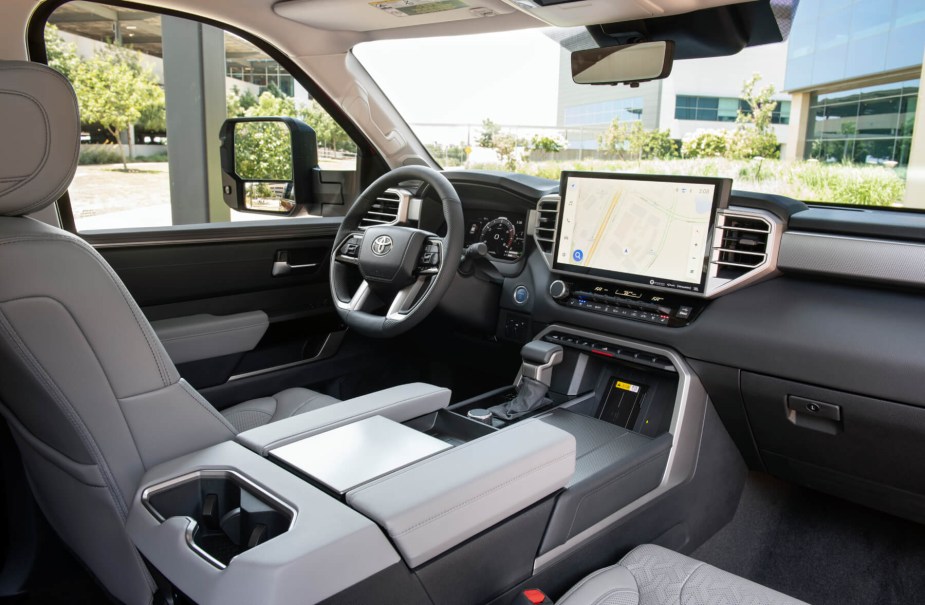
[559,544,805,605]
[0,61,337,603]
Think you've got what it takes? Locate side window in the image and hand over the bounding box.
[43,1,358,231]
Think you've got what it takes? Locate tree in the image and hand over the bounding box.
[530,135,564,154]
[72,45,164,170]
[729,73,780,159]
[478,118,501,148]
[599,119,676,160]
[492,132,519,171]
[44,25,78,81]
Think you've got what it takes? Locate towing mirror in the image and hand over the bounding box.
[219,116,319,216]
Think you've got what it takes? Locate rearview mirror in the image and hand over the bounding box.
[571,41,674,86]
[219,117,319,216]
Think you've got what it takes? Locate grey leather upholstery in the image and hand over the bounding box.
[222,387,340,432]
[0,62,80,216]
[237,382,451,455]
[347,418,576,568]
[0,61,339,604]
[150,311,269,365]
[559,544,806,605]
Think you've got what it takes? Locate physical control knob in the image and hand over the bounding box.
[549,280,570,300]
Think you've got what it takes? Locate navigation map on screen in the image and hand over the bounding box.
[556,174,718,289]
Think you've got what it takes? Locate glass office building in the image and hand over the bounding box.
[785,0,925,167]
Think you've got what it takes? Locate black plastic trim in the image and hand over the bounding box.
[789,206,925,243]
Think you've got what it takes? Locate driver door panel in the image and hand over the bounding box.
[90,222,348,408]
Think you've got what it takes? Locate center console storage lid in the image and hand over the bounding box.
[126,441,400,605]
[270,415,452,494]
[236,382,451,455]
[346,418,577,568]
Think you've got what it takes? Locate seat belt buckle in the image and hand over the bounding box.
[516,588,554,605]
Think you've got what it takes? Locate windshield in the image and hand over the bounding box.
[354,1,924,208]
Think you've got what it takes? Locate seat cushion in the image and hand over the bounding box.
[221,387,340,432]
[559,544,806,605]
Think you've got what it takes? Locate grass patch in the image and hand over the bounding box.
[468,158,907,207]
[79,147,169,166]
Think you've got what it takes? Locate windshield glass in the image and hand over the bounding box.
[355,0,924,208]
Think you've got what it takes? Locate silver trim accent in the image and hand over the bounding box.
[532,194,560,266]
[704,208,783,298]
[140,469,298,570]
[359,188,411,229]
[530,324,708,572]
[536,198,783,299]
[227,330,346,381]
[779,231,925,287]
[520,348,564,387]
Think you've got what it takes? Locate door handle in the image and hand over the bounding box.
[272,251,319,277]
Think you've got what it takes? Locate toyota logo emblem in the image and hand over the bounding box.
[371,235,393,256]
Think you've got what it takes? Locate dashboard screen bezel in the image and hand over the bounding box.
[552,171,731,294]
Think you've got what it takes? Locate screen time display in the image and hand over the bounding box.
[555,173,727,292]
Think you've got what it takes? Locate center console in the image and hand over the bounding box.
[126,328,714,605]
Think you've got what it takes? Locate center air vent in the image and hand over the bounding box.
[714,213,771,279]
[360,189,405,229]
[533,195,560,258]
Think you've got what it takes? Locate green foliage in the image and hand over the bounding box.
[45,25,79,81]
[728,73,780,159]
[530,135,564,154]
[599,120,677,160]
[681,130,728,158]
[78,146,123,165]
[492,132,519,171]
[426,142,468,167]
[478,118,501,148]
[72,44,165,170]
[233,121,293,181]
[469,157,906,206]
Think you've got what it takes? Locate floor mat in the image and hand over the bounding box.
[692,472,925,605]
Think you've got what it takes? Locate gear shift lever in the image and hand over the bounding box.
[489,341,564,421]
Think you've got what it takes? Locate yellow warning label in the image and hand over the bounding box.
[615,381,640,393]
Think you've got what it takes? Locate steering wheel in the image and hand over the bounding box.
[330,165,464,338]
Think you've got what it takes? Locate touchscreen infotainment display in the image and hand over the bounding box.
[554,172,731,293]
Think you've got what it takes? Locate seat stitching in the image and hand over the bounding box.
[0,307,128,517]
[0,233,173,387]
[677,561,707,604]
[176,380,237,436]
[392,451,574,536]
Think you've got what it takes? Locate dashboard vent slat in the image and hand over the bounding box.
[713,213,771,278]
[534,196,559,256]
[360,190,403,229]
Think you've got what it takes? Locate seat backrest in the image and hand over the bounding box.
[0,61,237,605]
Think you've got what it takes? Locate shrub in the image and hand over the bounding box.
[681,130,728,158]
[78,146,123,165]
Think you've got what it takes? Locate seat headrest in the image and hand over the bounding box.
[0,61,80,217]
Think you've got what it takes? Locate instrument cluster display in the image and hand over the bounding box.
[465,213,526,261]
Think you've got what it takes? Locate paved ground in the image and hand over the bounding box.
[71,157,357,231]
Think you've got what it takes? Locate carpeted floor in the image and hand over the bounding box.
[692,472,925,605]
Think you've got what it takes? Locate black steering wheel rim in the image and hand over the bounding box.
[330,165,464,338]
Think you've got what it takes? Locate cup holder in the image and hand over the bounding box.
[142,470,294,568]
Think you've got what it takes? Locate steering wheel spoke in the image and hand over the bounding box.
[334,279,374,313]
[386,276,432,319]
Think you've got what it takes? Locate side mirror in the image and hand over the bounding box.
[219,117,319,216]
[571,41,674,86]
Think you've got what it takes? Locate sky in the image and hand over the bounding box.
[353,29,562,128]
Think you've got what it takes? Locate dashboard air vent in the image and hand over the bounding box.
[360,189,402,229]
[714,213,771,279]
[534,195,559,255]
